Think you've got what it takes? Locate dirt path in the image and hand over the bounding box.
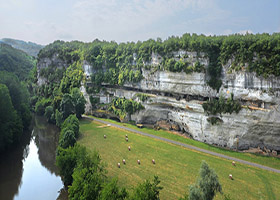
[82,115,280,174]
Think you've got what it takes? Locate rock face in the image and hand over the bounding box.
[37,51,280,152]
[37,54,68,86]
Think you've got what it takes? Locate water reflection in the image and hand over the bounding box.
[0,116,66,200]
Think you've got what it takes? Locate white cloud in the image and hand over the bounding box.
[70,0,210,42]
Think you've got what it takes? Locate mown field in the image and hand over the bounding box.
[78,119,280,200]
[89,116,280,170]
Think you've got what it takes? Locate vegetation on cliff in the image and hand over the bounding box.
[37,33,280,91]
[202,94,241,116]
[108,97,144,120]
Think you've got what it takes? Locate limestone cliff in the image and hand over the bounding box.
[37,50,280,152]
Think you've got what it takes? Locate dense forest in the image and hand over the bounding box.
[0,43,36,81]
[38,33,280,91]
[0,69,32,152]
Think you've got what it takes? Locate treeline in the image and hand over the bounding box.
[38,33,280,91]
[0,71,31,152]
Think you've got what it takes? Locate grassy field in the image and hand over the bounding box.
[78,119,280,200]
[87,115,280,170]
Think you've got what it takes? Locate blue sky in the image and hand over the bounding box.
[0,0,279,45]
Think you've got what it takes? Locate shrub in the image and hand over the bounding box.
[59,129,76,149]
[35,98,52,115]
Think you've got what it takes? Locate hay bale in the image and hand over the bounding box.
[137,160,140,165]
[104,135,107,139]
[128,146,131,151]
[232,161,236,166]
[152,159,155,164]
[122,159,126,164]
[229,174,233,180]
[117,163,120,168]
[126,138,128,142]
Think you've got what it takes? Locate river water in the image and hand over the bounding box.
[0,116,67,200]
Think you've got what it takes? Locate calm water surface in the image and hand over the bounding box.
[0,116,67,200]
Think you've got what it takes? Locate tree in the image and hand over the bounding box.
[100,178,128,200]
[61,114,79,138]
[0,84,23,151]
[44,106,54,123]
[59,129,76,149]
[188,161,222,200]
[68,151,106,200]
[56,145,86,186]
[70,88,86,118]
[55,109,63,128]
[60,93,74,119]
[131,176,163,200]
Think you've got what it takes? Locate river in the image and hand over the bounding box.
[0,116,67,200]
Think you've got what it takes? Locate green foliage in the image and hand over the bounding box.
[206,117,223,125]
[90,96,100,107]
[35,98,52,115]
[0,84,23,151]
[202,94,241,117]
[60,90,86,120]
[59,61,84,94]
[61,114,80,138]
[189,161,222,200]
[136,93,149,102]
[60,93,75,119]
[100,178,128,200]
[55,109,63,128]
[56,145,87,186]
[38,40,83,64]
[44,105,54,123]
[220,33,280,78]
[131,176,163,200]
[59,129,76,149]
[0,43,35,80]
[0,71,31,130]
[108,97,144,120]
[163,58,203,73]
[68,151,106,200]
[39,33,280,92]
[70,88,86,118]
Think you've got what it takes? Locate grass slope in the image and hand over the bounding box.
[86,116,280,171]
[79,119,280,200]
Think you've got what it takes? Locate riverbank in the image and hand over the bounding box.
[0,116,65,200]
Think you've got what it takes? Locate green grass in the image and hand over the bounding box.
[79,119,280,200]
[86,115,280,170]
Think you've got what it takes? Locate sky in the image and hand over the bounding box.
[0,0,279,45]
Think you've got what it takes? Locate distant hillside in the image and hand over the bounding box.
[0,43,35,80]
[1,38,44,57]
